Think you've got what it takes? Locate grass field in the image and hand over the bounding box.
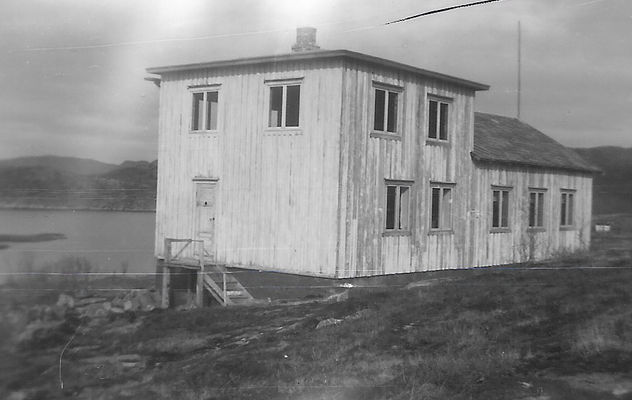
[1,215,631,400]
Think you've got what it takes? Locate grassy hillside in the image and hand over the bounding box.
[573,146,632,214]
[1,215,631,400]
[2,259,631,399]
[0,156,156,211]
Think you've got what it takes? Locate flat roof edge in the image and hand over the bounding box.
[146,49,489,91]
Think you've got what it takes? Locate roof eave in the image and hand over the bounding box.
[470,152,601,175]
[144,76,161,87]
[145,49,489,91]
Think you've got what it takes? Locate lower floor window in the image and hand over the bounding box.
[560,191,575,227]
[492,188,510,228]
[529,190,545,228]
[385,181,412,231]
[431,184,453,230]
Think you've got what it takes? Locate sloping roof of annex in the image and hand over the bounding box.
[473,112,600,174]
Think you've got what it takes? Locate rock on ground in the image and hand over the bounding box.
[316,318,343,329]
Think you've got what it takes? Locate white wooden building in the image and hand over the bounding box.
[146,28,597,303]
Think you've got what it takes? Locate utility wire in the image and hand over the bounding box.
[15,28,288,52]
[385,0,502,25]
[15,1,504,53]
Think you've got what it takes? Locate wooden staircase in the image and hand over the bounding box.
[161,238,255,308]
[202,264,255,306]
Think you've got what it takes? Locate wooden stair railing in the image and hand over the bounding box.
[202,264,255,306]
[163,237,255,307]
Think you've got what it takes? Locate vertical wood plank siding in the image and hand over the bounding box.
[469,166,592,266]
[155,60,343,277]
[337,60,476,277]
[155,56,593,278]
[336,60,592,278]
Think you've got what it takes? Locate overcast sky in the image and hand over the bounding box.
[1,0,630,164]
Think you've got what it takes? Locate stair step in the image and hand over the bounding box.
[207,277,240,285]
[206,274,239,283]
[201,266,253,306]
[206,282,241,290]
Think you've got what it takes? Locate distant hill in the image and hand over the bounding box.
[0,155,118,176]
[573,146,632,215]
[0,156,156,211]
[0,149,629,214]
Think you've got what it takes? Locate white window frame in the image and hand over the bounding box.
[427,95,451,142]
[429,182,455,232]
[528,188,547,230]
[371,81,403,139]
[491,186,512,231]
[265,78,303,130]
[189,85,221,133]
[560,190,576,229]
[384,179,413,235]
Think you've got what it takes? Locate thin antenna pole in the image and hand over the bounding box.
[517,21,522,120]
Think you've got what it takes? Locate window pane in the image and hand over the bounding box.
[568,194,574,226]
[192,92,204,130]
[428,100,438,138]
[529,192,536,227]
[492,190,500,228]
[269,86,283,127]
[441,188,452,229]
[439,102,448,140]
[399,186,409,229]
[501,190,509,228]
[374,89,385,131]
[387,92,398,133]
[560,193,566,226]
[285,85,300,127]
[206,91,218,130]
[386,186,396,229]
[431,187,440,229]
[537,193,544,227]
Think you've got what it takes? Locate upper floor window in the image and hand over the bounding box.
[372,82,402,137]
[560,190,575,227]
[191,89,219,131]
[268,83,301,128]
[428,97,450,141]
[430,183,454,231]
[385,180,412,233]
[492,187,511,229]
[528,189,546,228]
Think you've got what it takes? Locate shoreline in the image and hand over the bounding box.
[0,233,67,243]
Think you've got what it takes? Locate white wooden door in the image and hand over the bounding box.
[195,182,217,259]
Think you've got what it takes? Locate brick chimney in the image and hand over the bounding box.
[291,27,320,52]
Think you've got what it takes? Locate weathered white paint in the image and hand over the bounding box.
[469,166,593,267]
[155,60,343,277]
[153,55,593,278]
[336,60,476,277]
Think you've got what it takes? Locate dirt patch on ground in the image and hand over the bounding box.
[555,373,632,397]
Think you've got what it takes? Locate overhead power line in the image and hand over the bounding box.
[384,0,502,25]
[15,1,503,53]
[15,28,289,53]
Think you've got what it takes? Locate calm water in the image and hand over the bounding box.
[0,209,155,282]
